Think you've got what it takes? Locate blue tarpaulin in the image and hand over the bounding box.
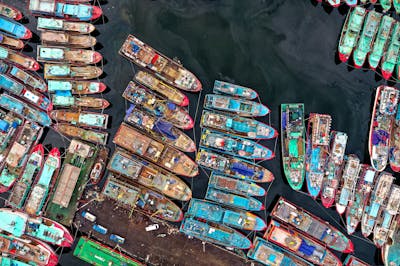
[154,120,177,140]
[372,130,389,145]
[231,162,255,176]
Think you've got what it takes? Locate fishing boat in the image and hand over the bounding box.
[320,131,347,208]
[373,185,400,247]
[0,94,52,127]
[0,232,58,266]
[37,45,102,65]
[41,30,97,48]
[247,237,313,266]
[381,22,400,80]
[369,86,399,172]
[0,74,52,111]
[44,64,102,80]
[0,15,31,39]
[343,256,369,266]
[0,63,47,92]
[89,146,108,185]
[0,257,31,265]
[361,172,394,237]
[352,10,381,68]
[107,149,192,201]
[124,105,196,153]
[0,120,43,193]
[24,148,61,216]
[48,80,106,94]
[382,214,400,266]
[180,216,252,249]
[213,80,258,100]
[51,94,110,109]
[29,0,102,21]
[134,70,189,107]
[381,0,393,11]
[7,144,44,209]
[0,109,23,164]
[37,17,95,34]
[335,154,361,214]
[271,197,354,253]
[390,105,400,172]
[53,123,108,145]
[345,165,376,235]
[201,110,277,139]
[187,199,266,231]
[49,110,109,129]
[0,3,23,20]
[74,237,143,266]
[200,129,273,160]
[0,208,73,247]
[264,220,342,266]
[123,81,194,129]
[338,6,366,63]
[0,46,39,71]
[327,0,341,6]
[206,187,263,211]
[208,172,266,197]
[305,113,332,198]
[345,0,358,6]
[281,103,306,191]
[204,94,270,117]
[119,34,202,92]
[196,148,274,183]
[102,174,183,222]
[369,16,395,70]
[0,33,24,49]
[113,123,198,177]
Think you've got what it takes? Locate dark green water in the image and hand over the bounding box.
[5,0,386,265]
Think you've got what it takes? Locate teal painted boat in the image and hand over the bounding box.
[281,103,306,191]
[369,16,395,70]
[204,94,269,117]
[7,144,44,209]
[49,110,109,129]
[208,172,266,197]
[47,80,106,94]
[213,80,258,100]
[361,172,394,237]
[0,74,52,111]
[37,45,102,65]
[343,255,369,266]
[51,94,109,109]
[24,148,61,216]
[37,17,95,34]
[196,148,274,183]
[247,237,313,266]
[0,15,31,39]
[200,129,273,160]
[0,62,47,93]
[381,22,400,80]
[395,0,400,13]
[200,110,277,139]
[205,187,264,211]
[0,109,23,166]
[179,216,252,249]
[0,208,73,247]
[271,197,354,253]
[0,120,43,193]
[0,94,51,127]
[44,64,103,80]
[352,11,382,68]
[187,198,266,231]
[0,46,39,71]
[338,7,366,62]
[124,104,196,153]
[0,257,31,266]
[381,0,393,11]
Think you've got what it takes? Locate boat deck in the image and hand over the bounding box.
[74,189,255,266]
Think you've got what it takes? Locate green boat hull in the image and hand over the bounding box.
[380,0,393,11]
[369,16,395,69]
[381,22,400,80]
[395,0,400,13]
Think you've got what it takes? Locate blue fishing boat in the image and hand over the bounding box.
[204,94,269,117]
[28,0,102,21]
[305,113,332,199]
[208,172,266,197]
[196,148,274,183]
[0,257,31,266]
[200,129,274,160]
[187,199,266,231]
[0,74,52,111]
[247,237,313,266]
[201,110,277,139]
[0,94,51,127]
[213,80,258,100]
[0,62,47,93]
[205,187,264,211]
[179,216,252,249]
[0,109,23,164]
[0,15,31,39]
[382,215,400,266]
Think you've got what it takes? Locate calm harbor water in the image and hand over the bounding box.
[3,0,387,265]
